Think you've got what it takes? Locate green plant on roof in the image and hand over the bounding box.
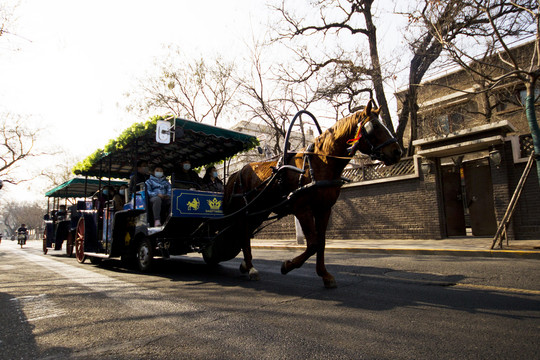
[72,115,258,175]
[72,117,164,175]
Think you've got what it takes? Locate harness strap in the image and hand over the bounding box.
[296,151,355,160]
[372,138,399,152]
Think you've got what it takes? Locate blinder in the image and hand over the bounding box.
[363,120,375,137]
[355,117,398,161]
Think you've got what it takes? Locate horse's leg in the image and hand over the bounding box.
[314,209,336,289]
[281,209,318,275]
[238,225,259,280]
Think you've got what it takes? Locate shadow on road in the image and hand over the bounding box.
[0,292,72,359]
[86,254,540,320]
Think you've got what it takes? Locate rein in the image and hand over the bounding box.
[295,151,355,160]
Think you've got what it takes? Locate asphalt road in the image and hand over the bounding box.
[1,240,539,359]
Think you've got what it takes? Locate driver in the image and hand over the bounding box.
[129,160,150,199]
[17,224,28,244]
[17,224,28,235]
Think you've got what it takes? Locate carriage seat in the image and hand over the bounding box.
[173,180,201,190]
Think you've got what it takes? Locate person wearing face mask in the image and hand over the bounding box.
[173,160,201,190]
[202,166,224,192]
[145,165,171,227]
[113,185,127,211]
[94,186,114,214]
[129,160,150,199]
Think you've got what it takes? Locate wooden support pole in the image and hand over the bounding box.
[491,151,535,249]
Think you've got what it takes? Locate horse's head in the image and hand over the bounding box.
[351,100,402,165]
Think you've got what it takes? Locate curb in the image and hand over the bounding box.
[252,244,540,259]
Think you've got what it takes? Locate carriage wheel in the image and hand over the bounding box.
[42,232,48,255]
[65,231,74,257]
[135,238,153,272]
[75,218,86,264]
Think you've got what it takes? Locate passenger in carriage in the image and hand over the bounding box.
[173,159,201,190]
[113,185,127,211]
[202,166,224,192]
[145,165,171,227]
[94,187,109,213]
[112,185,127,211]
[128,160,150,198]
[56,205,67,220]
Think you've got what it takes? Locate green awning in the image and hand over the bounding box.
[73,117,258,179]
[45,178,127,198]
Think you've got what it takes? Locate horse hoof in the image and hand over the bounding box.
[323,277,337,289]
[281,260,291,275]
[249,268,260,281]
[239,261,248,274]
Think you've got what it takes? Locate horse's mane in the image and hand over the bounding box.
[313,110,363,155]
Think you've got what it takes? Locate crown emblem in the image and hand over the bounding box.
[207,197,222,210]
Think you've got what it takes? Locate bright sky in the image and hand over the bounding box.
[0,0,272,202]
[0,0,408,204]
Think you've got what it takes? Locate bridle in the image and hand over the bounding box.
[347,103,398,161]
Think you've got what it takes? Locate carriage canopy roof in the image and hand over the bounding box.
[73,117,258,179]
[45,178,127,198]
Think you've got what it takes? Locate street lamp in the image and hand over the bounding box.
[421,160,433,175]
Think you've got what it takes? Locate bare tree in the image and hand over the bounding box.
[395,0,520,155]
[40,154,80,189]
[128,46,239,126]
[272,0,396,135]
[236,39,321,155]
[0,113,42,184]
[0,1,15,39]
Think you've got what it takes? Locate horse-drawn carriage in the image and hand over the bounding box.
[43,178,126,255]
[72,100,401,288]
[71,117,257,270]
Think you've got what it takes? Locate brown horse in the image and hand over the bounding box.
[221,100,402,288]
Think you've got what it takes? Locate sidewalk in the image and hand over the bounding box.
[251,237,540,259]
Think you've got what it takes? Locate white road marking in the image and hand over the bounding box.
[3,246,201,323]
[10,294,66,322]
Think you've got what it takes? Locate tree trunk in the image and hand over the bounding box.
[363,1,395,135]
[525,83,540,187]
[406,88,418,157]
[396,93,411,148]
[396,33,443,154]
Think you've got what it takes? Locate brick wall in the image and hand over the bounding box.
[254,173,444,240]
[253,145,539,241]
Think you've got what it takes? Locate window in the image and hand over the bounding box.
[435,114,450,134]
[518,87,540,106]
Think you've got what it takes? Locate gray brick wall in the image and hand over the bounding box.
[505,146,540,240]
[254,173,444,240]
